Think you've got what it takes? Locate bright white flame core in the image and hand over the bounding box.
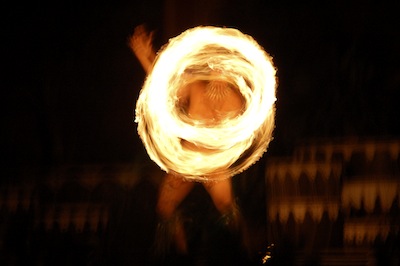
[135,26,277,181]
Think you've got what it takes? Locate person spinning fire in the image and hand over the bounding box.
[128,25,248,256]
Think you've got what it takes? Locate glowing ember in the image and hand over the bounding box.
[135,26,277,181]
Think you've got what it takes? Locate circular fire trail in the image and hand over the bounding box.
[135,26,277,181]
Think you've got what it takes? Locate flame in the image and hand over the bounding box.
[135,26,277,181]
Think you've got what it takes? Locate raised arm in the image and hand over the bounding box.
[128,25,156,74]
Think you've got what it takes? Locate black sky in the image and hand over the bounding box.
[3,0,400,169]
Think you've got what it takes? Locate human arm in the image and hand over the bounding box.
[128,25,156,74]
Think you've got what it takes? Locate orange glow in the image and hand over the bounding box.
[135,26,277,181]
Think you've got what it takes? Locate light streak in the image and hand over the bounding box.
[135,26,277,181]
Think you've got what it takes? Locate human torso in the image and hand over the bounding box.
[179,80,244,153]
[185,81,244,124]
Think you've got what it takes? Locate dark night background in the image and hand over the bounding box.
[3,0,400,168]
[2,0,400,265]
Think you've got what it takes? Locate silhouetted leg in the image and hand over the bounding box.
[154,173,195,255]
[203,178,240,230]
[203,177,251,259]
